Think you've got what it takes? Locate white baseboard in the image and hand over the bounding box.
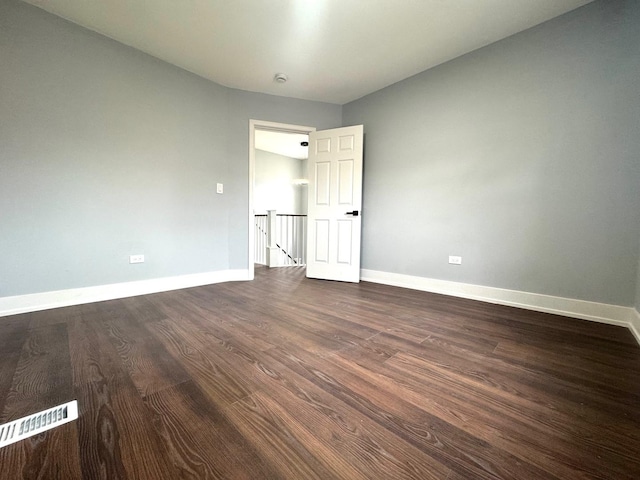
[0,269,250,318]
[631,309,640,345]
[4,267,638,347]
[361,269,639,345]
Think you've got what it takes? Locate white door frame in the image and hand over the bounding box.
[248,119,316,280]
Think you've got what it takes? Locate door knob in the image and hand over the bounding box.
[345,211,359,216]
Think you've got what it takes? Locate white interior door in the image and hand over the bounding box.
[306,125,363,282]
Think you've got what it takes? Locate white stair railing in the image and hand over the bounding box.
[254,214,268,265]
[276,214,307,266]
[254,211,306,267]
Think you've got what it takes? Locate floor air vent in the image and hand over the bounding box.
[0,400,78,449]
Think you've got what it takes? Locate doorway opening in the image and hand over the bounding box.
[248,120,316,280]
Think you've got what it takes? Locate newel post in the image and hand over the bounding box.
[266,210,279,267]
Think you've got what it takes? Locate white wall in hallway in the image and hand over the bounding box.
[254,150,307,215]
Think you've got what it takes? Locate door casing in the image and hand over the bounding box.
[248,120,316,280]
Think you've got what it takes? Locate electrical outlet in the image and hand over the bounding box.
[216,183,223,194]
[448,255,462,265]
[129,254,145,264]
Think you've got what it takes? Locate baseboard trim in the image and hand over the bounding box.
[631,309,640,345]
[361,269,639,344]
[4,268,638,346]
[0,269,250,318]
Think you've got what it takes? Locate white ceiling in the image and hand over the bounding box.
[255,130,309,160]
[24,0,593,105]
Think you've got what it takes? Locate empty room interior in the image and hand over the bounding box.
[1,0,640,478]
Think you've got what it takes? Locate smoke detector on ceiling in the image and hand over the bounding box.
[274,73,288,83]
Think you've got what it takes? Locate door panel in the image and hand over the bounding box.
[336,220,353,264]
[306,125,363,282]
[315,162,331,205]
[314,220,330,263]
[338,160,354,205]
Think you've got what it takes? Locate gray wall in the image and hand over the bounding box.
[254,150,306,215]
[0,0,341,297]
[344,0,640,306]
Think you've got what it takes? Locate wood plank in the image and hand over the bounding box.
[69,303,182,479]
[265,344,558,480]
[144,380,280,480]
[188,287,364,354]
[237,349,453,480]
[0,422,82,480]
[372,330,640,423]
[96,300,190,397]
[326,334,398,363]
[69,303,127,386]
[150,318,258,406]
[0,318,29,417]
[226,393,344,480]
[0,323,82,479]
[119,294,169,324]
[74,374,183,480]
[492,339,640,389]
[28,304,83,329]
[232,389,372,480]
[1,324,73,423]
[159,289,279,352]
[359,351,639,478]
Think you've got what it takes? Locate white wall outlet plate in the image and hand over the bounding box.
[129,254,145,264]
[216,183,223,194]
[448,255,462,265]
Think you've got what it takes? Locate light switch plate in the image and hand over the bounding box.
[216,183,223,194]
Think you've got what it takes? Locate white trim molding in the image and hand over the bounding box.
[0,269,250,318]
[361,269,640,345]
[248,119,316,282]
[631,309,640,345]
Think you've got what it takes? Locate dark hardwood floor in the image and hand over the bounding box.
[1,265,639,479]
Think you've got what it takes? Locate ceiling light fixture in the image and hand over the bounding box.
[274,73,288,83]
